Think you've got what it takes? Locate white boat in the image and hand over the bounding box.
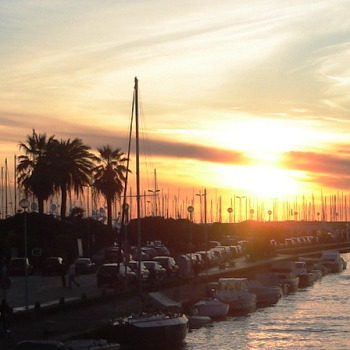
[96,78,188,349]
[294,261,318,288]
[191,298,229,319]
[320,250,345,273]
[269,261,300,293]
[215,278,257,314]
[247,280,283,306]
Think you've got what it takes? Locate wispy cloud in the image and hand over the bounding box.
[1,1,350,195]
[281,150,350,190]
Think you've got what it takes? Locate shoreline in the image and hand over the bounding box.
[5,242,350,343]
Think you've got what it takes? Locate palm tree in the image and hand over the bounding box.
[93,145,129,228]
[17,130,55,214]
[48,138,95,220]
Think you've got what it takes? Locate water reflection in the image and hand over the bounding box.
[182,253,350,349]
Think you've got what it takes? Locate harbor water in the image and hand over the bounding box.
[181,252,350,350]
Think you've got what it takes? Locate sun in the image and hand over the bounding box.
[217,163,301,198]
[241,165,300,197]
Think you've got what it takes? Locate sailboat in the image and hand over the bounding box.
[94,77,188,349]
[190,189,229,320]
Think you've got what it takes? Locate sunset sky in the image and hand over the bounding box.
[1,1,350,220]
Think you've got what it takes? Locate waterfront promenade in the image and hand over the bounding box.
[4,242,350,343]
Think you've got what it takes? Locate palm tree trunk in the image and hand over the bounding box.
[107,197,112,228]
[60,185,67,219]
[38,198,44,214]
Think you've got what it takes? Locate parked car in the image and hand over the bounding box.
[190,253,205,273]
[8,258,33,276]
[42,257,65,276]
[153,256,179,277]
[96,263,136,288]
[126,260,150,281]
[74,257,96,275]
[91,246,124,265]
[142,261,167,282]
[146,241,171,256]
[174,254,192,277]
[196,251,213,267]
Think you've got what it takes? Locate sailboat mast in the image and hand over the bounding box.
[135,77,141,242]
[134,77,142,291]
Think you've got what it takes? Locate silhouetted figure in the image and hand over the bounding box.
[67,263,79,289]
[60,263,66,288]
[0,299,10,331]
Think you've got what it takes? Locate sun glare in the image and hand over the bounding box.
[218,164,301,198]
[212,117,310,155]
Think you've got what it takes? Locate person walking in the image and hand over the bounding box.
[0,299,10,331]
[67,262,79,289]
[60,262,67,288]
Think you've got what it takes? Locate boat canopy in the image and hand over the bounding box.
[218,278,248,291]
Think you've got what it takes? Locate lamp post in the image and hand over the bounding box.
[196,190,207,225]
[19,198,30,312]
[196,189,208,274]
[187,205,194,262]
[148,189,160,216]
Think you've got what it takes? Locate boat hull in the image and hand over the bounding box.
[248,283,283,306]
[192,299,229,318]
[217,292,257,314]
[321,261,344,273]
[94,314,189,349]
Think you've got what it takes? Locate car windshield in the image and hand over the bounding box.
[46,258,60,264]
[76,259,89,264]
[11,259,26,266]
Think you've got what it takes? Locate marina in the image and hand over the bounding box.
[1,2,350,349]
[182,252,350,350]
[2,244,349,349]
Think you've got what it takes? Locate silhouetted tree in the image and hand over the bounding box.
[17,130,55,213]
[70,207,85,220]
[47,138,95,220]
[93,145,128,228]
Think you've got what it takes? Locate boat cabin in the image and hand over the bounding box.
[217,278,249,292]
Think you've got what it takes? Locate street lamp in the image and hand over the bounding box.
[196,189,208,274]
[196,190,207,224]
[19,198,30,312]
[147,189,160,216]
[187,206,194,261]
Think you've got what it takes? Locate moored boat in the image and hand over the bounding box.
[294,261,318,288]
[247,280,283,306]
[320,250,345,273]
[215,277,257,314]
[93,312,189,349]
[269,261,300,293]
[191,298,229,319]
